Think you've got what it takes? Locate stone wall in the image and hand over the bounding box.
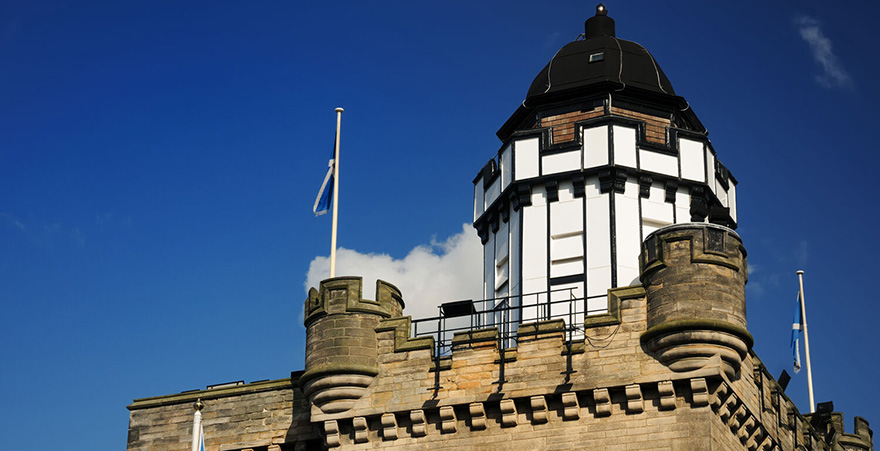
[126,224,873,451]
[126,378,317,451]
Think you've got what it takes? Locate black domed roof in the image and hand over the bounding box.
[497,5,695,141]
[524,5,675,105]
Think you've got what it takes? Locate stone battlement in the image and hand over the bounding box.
[126,223,872,450]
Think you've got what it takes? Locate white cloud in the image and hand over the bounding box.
[304,224,483,320]
[794,15,853,89]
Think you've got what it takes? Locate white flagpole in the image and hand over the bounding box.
[329,107,343,278]
[797,270,815,413]
[191,399,204,451]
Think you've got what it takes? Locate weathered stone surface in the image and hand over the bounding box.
[127,250,870,451]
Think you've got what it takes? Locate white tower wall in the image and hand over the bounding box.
[473,120,738,331]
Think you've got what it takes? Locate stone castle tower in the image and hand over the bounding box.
[126,6,873,451]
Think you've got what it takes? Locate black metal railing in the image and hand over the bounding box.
[410,288,608,391]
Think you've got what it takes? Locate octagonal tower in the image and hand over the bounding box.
[473,5,738,328]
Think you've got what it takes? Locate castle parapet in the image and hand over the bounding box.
[639,223,752,378]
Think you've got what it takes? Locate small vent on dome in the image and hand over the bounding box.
[589,52,605,63]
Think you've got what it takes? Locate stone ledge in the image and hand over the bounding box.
[299,363,379,391]
[640,319,754,350]
[127,377,296,411]
[452,327,499,346]
[517,320,564,338]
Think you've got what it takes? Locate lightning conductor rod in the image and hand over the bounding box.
[329,107,343,278]
[797,270,815,413]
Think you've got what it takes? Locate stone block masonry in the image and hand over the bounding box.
[127,224,872,450]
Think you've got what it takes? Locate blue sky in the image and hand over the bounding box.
[2,1,878,449]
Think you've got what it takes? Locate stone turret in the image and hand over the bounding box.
[302,277,404,417]
[639,223,752,378]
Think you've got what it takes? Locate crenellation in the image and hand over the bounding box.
[126,6,871,450]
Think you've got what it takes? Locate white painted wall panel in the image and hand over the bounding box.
[729,183,737,222]
[474,179,484,222]
[706,151,716,195]
[649,182,666,204]
[542,150,581,175]
[586,294,608,315]
[550,196,583,237]
[642,182,673,225]
[716,182,729,208]
[522,186,547,284]
[514,137,540,180]
[612,125,637,169]
[642,219,667,239]
[510,209,521,298]
[585,177,611,297]
[500,144,512,191]
[679,139,706,182]
[583,175,602,199]
[531,183,547,208]
[551,234,583,261]
[521,278,547,323]
[551,258,584,278]
[639,149,678,177]
[549,186,584,278]
[496,221,509,262]
[484,233,495,301]
[550,281,584,337]
[485,177,500,210]
[586,267,611,298]
[557,180,575,203]
[675,186,691,224]
[585,193,610,268]
[495,222,509,291]
[583,126,609,169]
[642,200,673,225]
[495,262,509,291]
[615,178,641,287]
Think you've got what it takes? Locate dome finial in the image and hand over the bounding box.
[585,4,615,39]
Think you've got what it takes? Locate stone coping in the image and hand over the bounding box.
[644,222,741,242]
[127,374,301,411]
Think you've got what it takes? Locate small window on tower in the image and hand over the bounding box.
[589,52,605,63]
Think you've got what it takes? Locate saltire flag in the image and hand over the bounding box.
[313,135,336,216]
[791,292,803,373]
[198,422,205,451]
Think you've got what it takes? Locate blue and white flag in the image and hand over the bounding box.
[791,292,803,373]
[313,139,336,216]
[198,422,205,451]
